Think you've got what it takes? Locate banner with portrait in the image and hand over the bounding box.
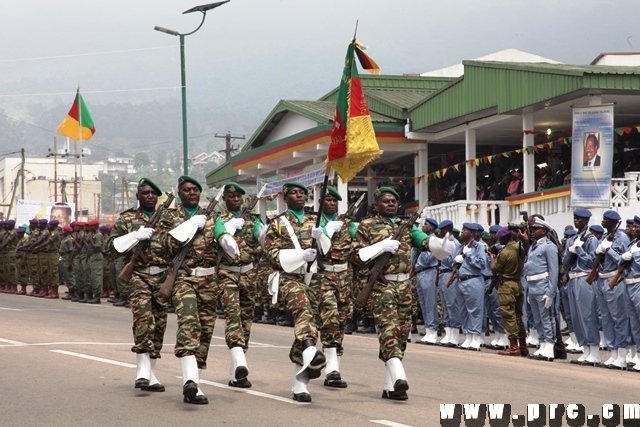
[16,200,76,228]
[570,104,614,207]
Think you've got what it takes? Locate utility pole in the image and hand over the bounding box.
[215,131,244,161]
[46,136,59,201]
[20,148,25,200]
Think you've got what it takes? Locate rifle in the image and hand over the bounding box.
[218,184,267,266]
[609,239,640,289]
[586,221,620,285]
[445,239,477,288]
[118,192,176,283]
[338,192,366,220]
[355,207,424,306]
[159,187,224,299]
[560,231,592,286]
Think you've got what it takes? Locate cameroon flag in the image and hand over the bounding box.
[57,88,95,141]
[327,39,382,182]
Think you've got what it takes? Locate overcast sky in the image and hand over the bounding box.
[1,0,638,144]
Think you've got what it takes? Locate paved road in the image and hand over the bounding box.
[1,292,638,427]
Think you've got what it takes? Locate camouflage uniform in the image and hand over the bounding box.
[72,229,85,299]
[47,227,61,293]
[38,227,51,289]
[157,206,220,369]
[59,234,75,293]
[109,208,168,359]
[312,214,356,354]
[216,210,262,351]
[352,215,429,362]
[77,229,90,298]
[264,210,320,365]
[0,226,7,288]
[87,229,104,296]
[4,228,18,288]
[16,234,29,291]
[27,226,41,295]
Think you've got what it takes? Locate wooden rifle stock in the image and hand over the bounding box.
[609,239,640,289]
[118,193,175,284]
[160,193,221,299]
[586,222,620,285]
[355,209,421,306]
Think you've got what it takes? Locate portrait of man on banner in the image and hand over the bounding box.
[582,132,602,170]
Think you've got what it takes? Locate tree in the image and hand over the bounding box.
[133,152,150,169]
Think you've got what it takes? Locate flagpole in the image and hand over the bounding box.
[78,86,83,221]
[306,164,332,272]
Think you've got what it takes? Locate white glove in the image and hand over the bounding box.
[311,226,323,240]
[302,248,317,262]
[135,227,154,241]
[463,245,472,255]
[573,239,585,249]
[454,254,464,264]
[600,239,613,251]
[325,221,343,235]
[220,234,239,258]
[224,217,244,235]
[622,251,633,261]
[542,295,553,309]
[631,245,640,254]
[595,243,606,254]
[442,233,457,256]
[190,214,207,230]
[379,238,400,254]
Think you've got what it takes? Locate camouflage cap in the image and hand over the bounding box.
[178,175,202,192]
[224,182,246,195]
[137,177,162,196]
[325,185,342,201]
[283,182,308,197]
[374,187,400,201]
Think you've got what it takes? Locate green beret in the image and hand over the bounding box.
[224,182,246,195]
[283,182,308,197]
[374,187,399,201]
[137,178,162,196]
[178,175,202,192]
[325,185,342,201]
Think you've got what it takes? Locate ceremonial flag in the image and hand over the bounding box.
[327,39,382,182]
[57,88,95,141]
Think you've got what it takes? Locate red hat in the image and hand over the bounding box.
[63,226,73,233]
[75,222,86,226]
[88,220,99,226]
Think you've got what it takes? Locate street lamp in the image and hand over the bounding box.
[155,0,230,176]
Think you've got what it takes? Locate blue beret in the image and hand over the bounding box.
[564,229,577,237]
[489,225,502,234]
[424,217,438,228]
[16,227,26,234]
[496,226,511,239]
[627,219,635,225]
[573,208,592,218]
[462,222,481,232]
[29,219,37,224]
[635,215,640,224]
[589,224,604,233]
[49,220,59,226]
[476,224,485,232]
[38,219,48,225]
[603,210,621,221]
[6,219,15,225]
[438,220,453,229]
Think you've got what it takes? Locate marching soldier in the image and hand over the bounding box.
[0,221,8,293]
[100,225,114,299]
[15,227,28,294]
[437,220,462,347]
[313,185,356,388]
[110,178,170,393]
[622,215,640,371]
[44,220,61,298]
[85,220,104,304]
[26,218,41,296]
[594,210,630,369]
[0,220,17,294]
[564,209,600,365]
[157,176,235,405]
[215,182,264,388]
[263,182,329,403]
[415,217,440,344]
[352,187,454,401]
[76,222,91,303]
[60,226,76,300]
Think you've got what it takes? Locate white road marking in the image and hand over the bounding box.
[211,336,289,349]
[0,307,21,311]
[0,338,27,345]
[50,349,136,368]
[197,378,308,405]
[370,420,413,427]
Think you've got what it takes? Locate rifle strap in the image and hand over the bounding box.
[280,217,302,251]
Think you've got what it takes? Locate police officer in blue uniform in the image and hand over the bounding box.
[416,217,440,344]
[437,220,461,346]
[622,216,640,371]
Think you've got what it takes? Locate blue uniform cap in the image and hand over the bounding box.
[589,224,604,233]
[603,210,621,221]
[438,220,453,229]
[635,215,640,224]
[424,217,438,228]
[564,229,577,237]
[462,222,481,232]
[489,225,502,234]
[573,208,592,218]
[627,219,635,225]
[476,224,485,232]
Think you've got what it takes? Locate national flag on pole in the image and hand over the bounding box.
[57,88,95,141]
[327,39,382,182]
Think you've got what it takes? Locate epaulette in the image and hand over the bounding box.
[120,207,137,215]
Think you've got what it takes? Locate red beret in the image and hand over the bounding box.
[63,226,74,233]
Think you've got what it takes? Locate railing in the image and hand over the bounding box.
[422,200,510,229]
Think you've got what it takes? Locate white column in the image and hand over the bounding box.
[313,185,319,212]
[337,179,348,214]
[367,166,376,206]
[415,146,428,207]
[465,128,476,201]
[276,193,285,214]
[256,176,267,219]
[522,112,535,194]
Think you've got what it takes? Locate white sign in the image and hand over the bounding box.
[16,200,76,228]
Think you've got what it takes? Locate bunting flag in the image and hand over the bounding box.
[327,38,382,182]
[57,88,95,141]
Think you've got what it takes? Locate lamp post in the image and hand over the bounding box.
[155,1,230,176]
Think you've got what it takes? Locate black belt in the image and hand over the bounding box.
[415,266,436,275]
[439,269,452,273]
[458,275,478,282]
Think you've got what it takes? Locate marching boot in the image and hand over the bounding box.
[536,342,555,362]
[100,289,109,298]
[77,293,88,303]
[469,334,482,351]
[16,284,26,295]
[180,355,203,403]
[604,349,618,366]
[228,346,251,388]
[599,331,608,350]
[518,337,529,357]
[344,318,355,335]
[498,339,520,356]
[573,345,591,364]
[628,345,637,365]
[495,333,510,350]
[386,357,409,393]
[134,353,151,389]
[5,283,15,294]
[27,286,37,297]
[265,308,277,325]
[438,327,452,346]
[36,286,49,298]
[323,347,347,388]
[107,292,119,303]
[381,361,408,401]
[143,358,165,392]
[292,364,311,402]
[608,347,628,370]
[61,289,75,300]
[459,334,472,349]
[0,283,6,292]
[88,293,101,304]
[526,329,539,348]
[45,287,59,299]
[419,328,438,345]
[447,328,461,347]
[585,345,601,365]
[297,339,326,381]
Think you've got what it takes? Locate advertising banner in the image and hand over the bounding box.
[570,104,614,207]
[16,200,76,228]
